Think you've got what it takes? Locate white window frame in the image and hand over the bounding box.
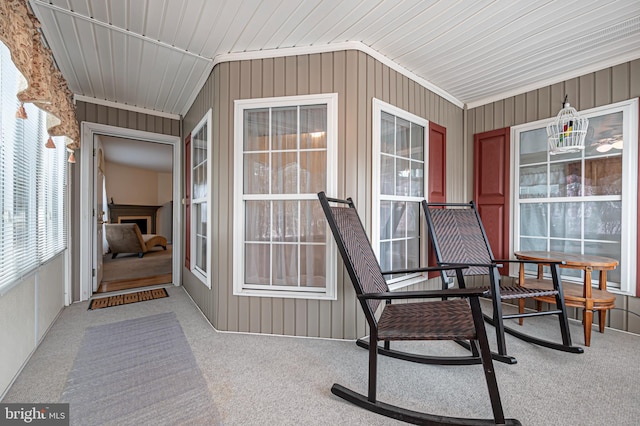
[510,98,638,296]
[190,109,212,287]
[233,93,338,300]
[372,98,429,291]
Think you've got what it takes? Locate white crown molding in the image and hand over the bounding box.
[180,41,464,116]
[74,95,181,120]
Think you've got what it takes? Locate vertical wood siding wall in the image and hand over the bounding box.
[467,59,640,335]
[72,101,180,301]
[182,50,464,339]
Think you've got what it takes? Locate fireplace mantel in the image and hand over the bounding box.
[109,204,161,234]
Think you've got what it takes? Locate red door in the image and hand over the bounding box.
[428,122,446,274]
[429,122,446,204]
[474,128,510,274]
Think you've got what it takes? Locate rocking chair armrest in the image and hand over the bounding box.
[493,258,566,266]
[357,287,489,301]
[380,264,469,276]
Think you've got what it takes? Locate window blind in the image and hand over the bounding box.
[0,42,68,293]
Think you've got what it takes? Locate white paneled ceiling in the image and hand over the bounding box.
[30,0,640,117]
[100,136,173,173]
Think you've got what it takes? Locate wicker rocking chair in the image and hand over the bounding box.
[318,192,519,425]
[422,201,583,364]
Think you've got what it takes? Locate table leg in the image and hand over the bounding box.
[583,268,593,347]
[598,309,607,334]
[598,270,608,333]
[584,306,593,347]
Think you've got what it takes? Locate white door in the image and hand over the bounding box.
[93,145,106,292]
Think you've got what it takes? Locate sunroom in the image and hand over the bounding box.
[1,1,640,423]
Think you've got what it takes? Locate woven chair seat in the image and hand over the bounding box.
[378,299,477,341]
[482,285,559,300]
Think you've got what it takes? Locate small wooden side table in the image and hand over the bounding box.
[514,251,618,347]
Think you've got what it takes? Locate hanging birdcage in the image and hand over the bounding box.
[546,99,589,155]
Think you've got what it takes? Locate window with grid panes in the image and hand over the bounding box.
[513,99,638,295]
[372,99,428,289]
[233,94,337,299]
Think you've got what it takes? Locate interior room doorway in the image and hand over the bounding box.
[96,136,174,293]
[80,123,181,301]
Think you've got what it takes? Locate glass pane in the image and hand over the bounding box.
[300,244,326,287]
[379,241,391,271]
[520,237,547,251]
[245,243,270,285]
[549,240,582,280]
[272,106,297,150]
[391,202,406,239]
[519,128,547,165]
[271,152,297,194]
[195,203,207,272]
[300,151,326,193]
[395,158,410,196]
[381,112,395,154]
[519,237,547,274]
[410,123,424,160]
[300,201,326,243]
[584,157,622,196]
[272,244,298,286]
[396,117,410,157]
[244,109,269,151]
[379,201,391,241]
[584,241,621,284]
[550,239,581,254]
[406,237,419,269]
[245,200,270,242]
[193,163,207,199]
[410,160,424,197]
[272,200,298,242]
[392,240,406,270]
[193,139,207,166]
[584,201,621,241]
[300,105,327,149]
[196,235,207,272]
[519,164,546,198]
[550,202,581,239]
[406,202,420,238]
[380,154,394,195]
[520,203,547,237]
[550,161,581,197]
[196,203,207,236]
[243,152,269,194]
[584,112,623,157]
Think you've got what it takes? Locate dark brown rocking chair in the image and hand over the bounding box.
[318,192,520,425]
[422,201,583,364]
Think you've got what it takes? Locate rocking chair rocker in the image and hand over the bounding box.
[318,192,519,425]
[422,201,583,364]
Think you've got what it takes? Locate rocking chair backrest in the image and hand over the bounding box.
[318,193,388,323]
[424,201,495,277]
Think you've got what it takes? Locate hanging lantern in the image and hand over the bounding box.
[547,96,589,155]
[67,150,76,163]
[45,136,56,149]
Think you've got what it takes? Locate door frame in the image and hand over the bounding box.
[80,122,182,301]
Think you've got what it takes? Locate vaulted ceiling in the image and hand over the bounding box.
[31,0,640,118]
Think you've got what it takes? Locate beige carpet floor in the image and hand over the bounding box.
[102,245,172,282]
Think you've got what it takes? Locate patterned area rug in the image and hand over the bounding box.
[60,312,220,425]
[88,288,168,310]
